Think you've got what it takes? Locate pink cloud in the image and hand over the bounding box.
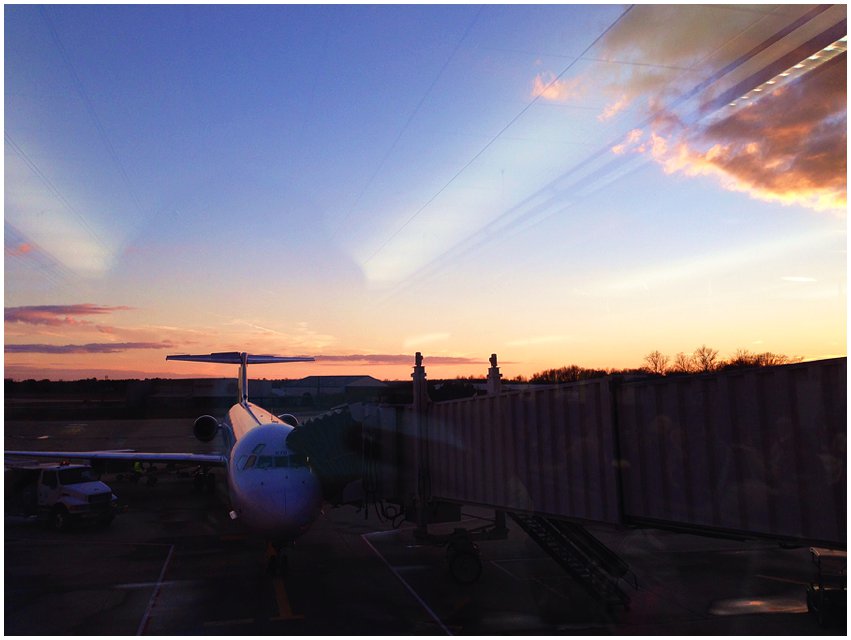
[4,304,133,326]
[6,243,32,257]
[531,72,584,102]
[5,341,176,354]
[612,56,846,213]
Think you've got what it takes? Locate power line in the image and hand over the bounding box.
[40,5,145,218]
[331,6,485,241]
[362,5,635,267]
[5,131,111,258]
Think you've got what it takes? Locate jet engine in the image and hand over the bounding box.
[278,413,299,427]
[193,415,219,442]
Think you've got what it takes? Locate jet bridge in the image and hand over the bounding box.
[297,355,845,592]
[354,354,845,589]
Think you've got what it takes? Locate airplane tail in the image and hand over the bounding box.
[167,352,315,403]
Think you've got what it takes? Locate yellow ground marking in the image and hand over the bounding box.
[271,575,304,621]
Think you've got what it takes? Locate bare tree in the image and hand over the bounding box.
[529,365,608,384]
[643,350,669,375]
[671,352,695,374]
[724,349,801,369]
[693,344,719,372]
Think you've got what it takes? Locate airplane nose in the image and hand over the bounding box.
[285,471,323,527]
[230,468,321,539]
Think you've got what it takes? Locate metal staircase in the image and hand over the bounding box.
[508,513,636,608]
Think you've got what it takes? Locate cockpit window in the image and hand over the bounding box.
[239,454,309,469]
[285,453,308,467]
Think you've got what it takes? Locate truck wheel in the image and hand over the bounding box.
[97,514,115,528]
[51,506,72,532]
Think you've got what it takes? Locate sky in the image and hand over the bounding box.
[4,3,847,381]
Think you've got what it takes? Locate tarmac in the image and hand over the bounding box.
[4,418,846,635]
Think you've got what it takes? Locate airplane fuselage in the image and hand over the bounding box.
[223,401,323,543]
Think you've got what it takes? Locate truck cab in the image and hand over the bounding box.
[5,461,118,531]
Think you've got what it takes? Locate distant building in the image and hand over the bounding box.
[274,376,387,404]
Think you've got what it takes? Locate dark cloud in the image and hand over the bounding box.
[315,354,485,366]
[614,55,846,213]
[694,56,846,205]
[5,341,175,354]
[588,5,847,213]
[4,304,133,326]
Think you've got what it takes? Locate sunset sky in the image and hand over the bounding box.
[4,4,847,381]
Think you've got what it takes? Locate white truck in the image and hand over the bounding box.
[5,461,118,531]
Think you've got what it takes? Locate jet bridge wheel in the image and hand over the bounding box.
[446,534,482,584]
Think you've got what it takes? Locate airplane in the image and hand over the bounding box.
[5,351,324,572]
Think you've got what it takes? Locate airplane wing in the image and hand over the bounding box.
[4,450,227,466]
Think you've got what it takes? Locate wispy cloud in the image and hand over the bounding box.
[223,318,337,351]
[531,72,583,102]
[5,304,133,326]
[598,94,630,121]
[5,341,176,354]
[402,332,450,349]
[505,335,571,348]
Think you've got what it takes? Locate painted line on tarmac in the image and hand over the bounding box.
[271,576,304,621]
[135,543,175,636]
[361,531,452,636]
[755,574,809,586]
[203,618,255,627]
[489,559,523,580]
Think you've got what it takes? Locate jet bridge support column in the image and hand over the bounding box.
[412,352,431,537]
[487,354,509,537]
[486,353,502,395]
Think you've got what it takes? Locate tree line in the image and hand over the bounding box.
[510,345,802,384]
[641,345,801,376]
